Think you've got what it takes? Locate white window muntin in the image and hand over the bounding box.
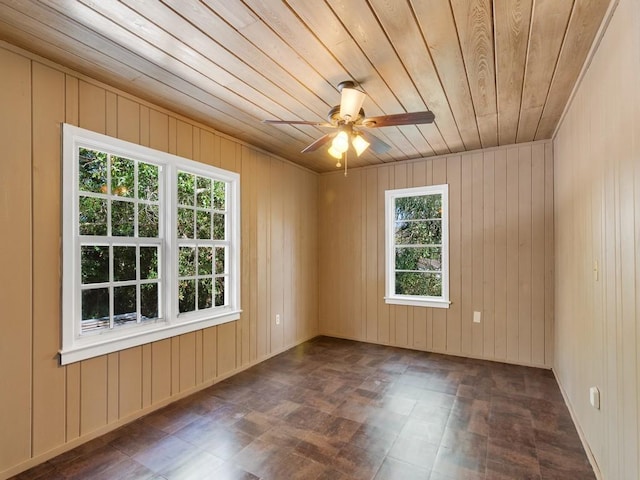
[385,184,450,308]
[62,124,240,364]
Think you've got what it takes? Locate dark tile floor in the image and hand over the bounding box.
[13,337,596,479]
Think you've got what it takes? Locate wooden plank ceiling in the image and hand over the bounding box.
[0,0,610,173]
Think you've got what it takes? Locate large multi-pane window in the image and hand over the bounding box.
[385,184,450,308]
[62,124,240,364]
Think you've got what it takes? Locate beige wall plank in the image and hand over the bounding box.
[195,331,203,385]
[151,339,171,404]
[80,357,108,435]
[493,149,508,360]
[140,106,150,147]
[392,164,409,347]
[118,348,142,418]
[471,152,484,356]
[482,151,496,358]
[217,322,237,376]
[176,120,193,158]
[149,109,169,153]
[531,144,546,364]
[518,146,532,363]
[270,159,285,351]
[179,333,197,392]
[117,96,140,143]
[106,92,117,137]
[142,344,152,408]
[283,165,296,347]
[65,364,81,442]
[544,142,554,366]
[377,167,391,344]
[31,62,66,456]
[107,353,119,424]
[170,338,180,395]
[0,48,32,471]
[505,148,520,361]
[460,155,474,354]
[202,327,218,382]
[65,75,79,125]
[256,153,270,358]
[446,155,462,354]
[431,158,448,351]
[424,160,434,349]
[78,80,106,133]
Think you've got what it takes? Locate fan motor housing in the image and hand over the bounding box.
[328,105,365,125]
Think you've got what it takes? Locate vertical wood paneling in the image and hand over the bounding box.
[0,48,32,472]
[202,327,217,382]
[377,167,391,344]
[460,155,474,354]
[269,159,285,352]
[431,158,448,351]
[64,74,81,444]
[505,148,520,361]
[179,334,197,392]
[471,153,484,356]
[118,348,142,417]
[78,82,109,436]
[446,156,461,354]
[531,144,545,365]
[107,354,119,423]
[31,62,66,456]
[482,152,495,358]
[319,141,552,367]
[392,165,409,347]
[80,358,108,435]
[217,322,237,377]
[365,168,379,343]
[518,146,532,362]
[553,2,640,478]
[0,43,321,478]
[493,148,508,360]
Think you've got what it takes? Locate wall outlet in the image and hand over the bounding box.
[473,311,481,323]
[275,314,281,325]
[589,386,600,410]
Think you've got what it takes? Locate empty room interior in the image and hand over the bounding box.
[0,1,638,479]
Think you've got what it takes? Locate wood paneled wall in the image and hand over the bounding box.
[318,142,554,367]
[553,0,639,478]
[0,43,318,479]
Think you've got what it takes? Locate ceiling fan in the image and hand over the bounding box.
[263,81,435,173]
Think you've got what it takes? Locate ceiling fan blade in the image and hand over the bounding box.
[362,111,435,128]
[301,133,336,153]
[359,130,391,155]
[263,119,333,127]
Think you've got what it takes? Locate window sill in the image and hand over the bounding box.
[59,309,241,365]
[385,296,451,308]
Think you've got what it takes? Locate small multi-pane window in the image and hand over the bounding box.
[62,124,240,365]
[176,172,228,313]
[385,184,450,308]
[78,149,161,335]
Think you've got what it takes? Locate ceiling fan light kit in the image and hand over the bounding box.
[263,80,436,173]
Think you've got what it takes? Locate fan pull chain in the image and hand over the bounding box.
[344,150,348,177]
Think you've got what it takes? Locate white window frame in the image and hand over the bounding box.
[385,184,450,308]
[61,124,241,364]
